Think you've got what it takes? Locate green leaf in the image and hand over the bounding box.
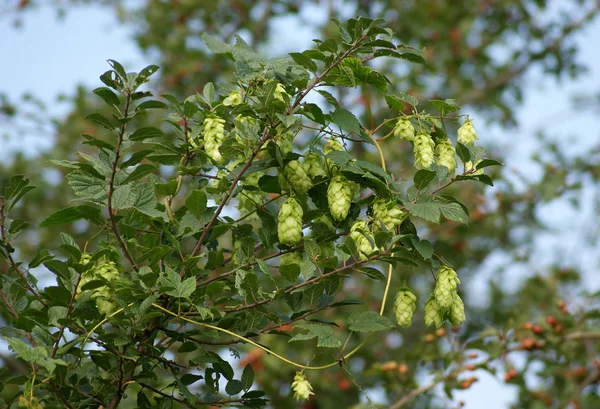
[85,113,115,130]
[347,311,395,332]
[203,82,215,103]
[289,323,341,348]
[121,164,156,185]
[359,267,386,282]
[476,159,504,169]
[396,92,419,106]
[439,202,469,223]
[385,95,406,111]
[92,87,120,107]
[316,90,340,109]
[411,237,434,259]
[289,52,317,73]
[241,364,254,391]
[40,205,101,227]
[29,249,53,269]
[226,380,244,396]
[120,150,154,169]
[136,100,168,110]
[129,127,165,141]
[331,108,361,135]
[429,99,460,115]
[456,143,470,163]
[413,169,437,191]
[201,33,233,56]
[258,175,281,194]
[185,190,208,220]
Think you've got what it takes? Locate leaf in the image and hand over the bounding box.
[429,99,460,115]
[185,190,208,219]
[404,200,442,223]
[411,238,434,259]
[396,92,419,106]
[136,100,168,110]
[331,108,361,135]
[289,52,317,72]
[92,87,120,107]
[129,127,165,141]
[241,364,254,391]
[347,311,395,332]
[439,202,469,223]
[316,90,340,109]
[85,113,115,130]
[201,33,233,56]
[385,95,406,111]
[226,380,244,396]
[40,205,101,227]
[456,143,470,163]
[203,82,215,103]
[29,249,54,269]
[120,150,154,169]
[257,175,280,194]
[476,159,504,169]
[121,164,156,185]
[359,267,386,282]
[414,170,436,190]
[289,323,341,348]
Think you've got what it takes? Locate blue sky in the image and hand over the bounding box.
[1,4,599,409]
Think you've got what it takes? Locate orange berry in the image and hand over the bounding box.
[468,352,478,359]
[521,337,537,350]
[464,364,476,371]
[554,324,564,334]
[435,328,447,337]
[546,316,557,326]
[398,363,409,374]
[532,325,543,335]
[523,321,533,330]
[425,334,436,343]
[380,361,398,372]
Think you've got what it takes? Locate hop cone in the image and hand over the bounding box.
[413,132,435,169]
[457,118,478,145]
[324,138,343,174]
[285,160,313,194]
[277,198,303,245]
[394,289,417,327]
[372,198,405,231]
[434,265,460,308]
[203,116,227,163]
[303,152,327,179]
[349,220,379,260]
[238,172,265,217]
[435,137,457,173]
[449,293,466,325]
[276,127,294,155]
[76,259,119,315]
[291,371,314,401]
[393,118,415,141]
[424,295,444,328]
[281,251,303,266]
[464,160,484,175]
[223,90,242,106]
[274,83,290,103]
[327,175,354,221]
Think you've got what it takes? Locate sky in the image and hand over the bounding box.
[1,3,599,409]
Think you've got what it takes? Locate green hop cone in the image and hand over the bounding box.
[203,116,227,163]
[223,89,242,106]
[434,265,460,309]
[424,295,444,328]
[349,220,379,260]
[238,172,265,216]
[275,126,294,155]
[435,137,457,173]
[285,160,313,194]
[277,198,303,246]
[457,118,478,146]
[324,137,343,174]
[464,160,484,175]
[327,175,354,221]
[80,253,91,265]
[291,371,314,401]
[393,117,415,141]
[413,132,435,169]
[449,293,466,325]
[372,198,405,231]
[281,251,303,266]
[393,288,417,327]
[303,151,327,179]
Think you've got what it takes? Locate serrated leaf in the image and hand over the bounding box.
[40,205,101,227]
[289,323,341,348]
[121,164,156,185]
[347,311,394,332]
[439,202,468,223]
[185,190,208,219]
[411,238,434,259]
[331,108,361,134]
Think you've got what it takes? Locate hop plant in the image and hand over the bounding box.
[372,198,405,231]
[285,160,313,194]
[413,132,435,169]
[327,175,354,221]
[457,118,478,145]
[393,117,415,141]
[435,137,457,173]
[394,289,417,327]
[303,151,327,179]
[291,371,314,401]
[424,295,444,328]
[203,116,227,163]
[76,258,119,315]
[449,293,466,325]
[349,220,379,260]
[238,172,265,216]
[434,265,460,308]
[277,198,303,246]
[464,160,484,175]
[223,89,242,106]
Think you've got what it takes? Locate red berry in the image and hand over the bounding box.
[546,316,557,326]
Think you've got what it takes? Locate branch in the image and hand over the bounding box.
[106,93,139,272]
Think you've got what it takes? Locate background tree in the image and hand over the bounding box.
[1,2,600,408]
